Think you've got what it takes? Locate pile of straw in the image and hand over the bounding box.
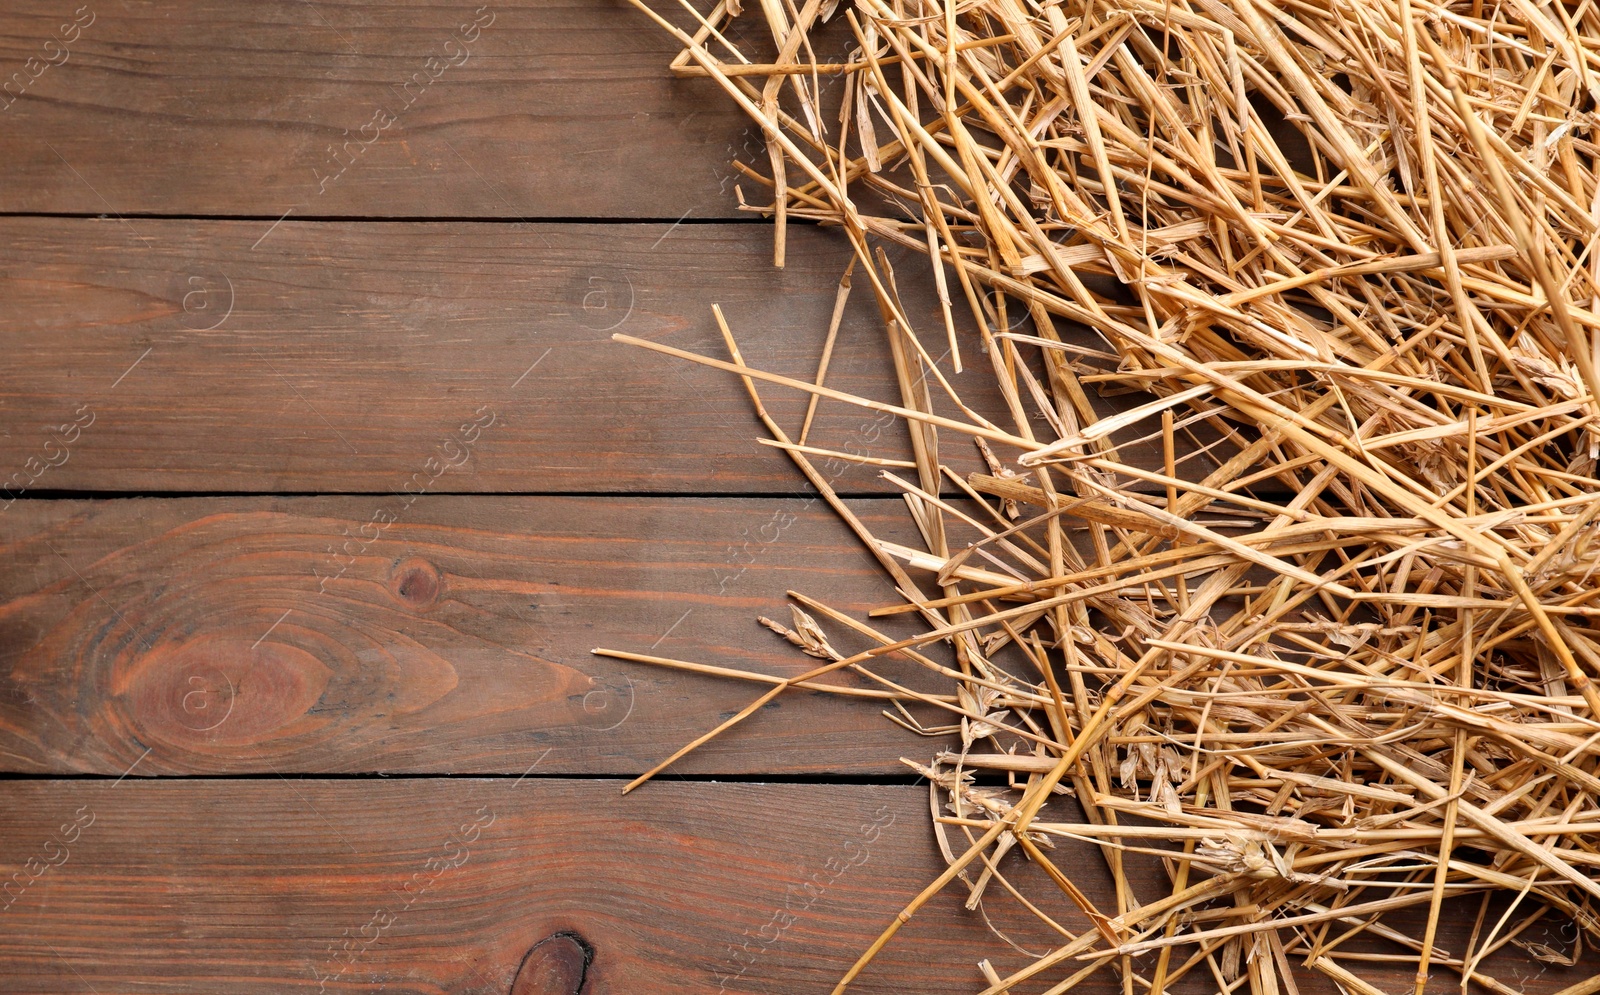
[599,0,1600,990]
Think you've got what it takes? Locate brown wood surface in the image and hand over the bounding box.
[0,495,959,777]
[0,0,766,219]
[0,217,1139,495]
[0,780,1079,994]
[2,779,1589,995]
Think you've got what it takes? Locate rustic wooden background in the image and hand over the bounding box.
[0,3,1594,993]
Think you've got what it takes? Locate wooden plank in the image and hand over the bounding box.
[0,780,1105,995]
[0,217,1189,495]
[0,494,958,776]
[0,1,767,218]
[3,779,1588,994]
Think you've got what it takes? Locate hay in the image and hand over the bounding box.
[597,0,1600,990]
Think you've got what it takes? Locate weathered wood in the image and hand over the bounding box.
[2,779,1587,994]
[0,1,766,218]
[0,218,1190,494]
[0,494,960,776]
[0,780,1100,994]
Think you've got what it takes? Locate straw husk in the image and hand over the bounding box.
[597,0,1600,990]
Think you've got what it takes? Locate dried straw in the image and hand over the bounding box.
[598,0,1600,989]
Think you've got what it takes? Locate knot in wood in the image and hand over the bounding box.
[387,557,442,611]
[510,932,592,995]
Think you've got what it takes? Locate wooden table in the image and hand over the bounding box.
[0,4,1592,993]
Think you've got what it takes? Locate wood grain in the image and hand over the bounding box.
[0,780,1095,995]
[2,779,1589,995]
[0,0,765,218]
[0,494,961,777]
[0,217,1193,494]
